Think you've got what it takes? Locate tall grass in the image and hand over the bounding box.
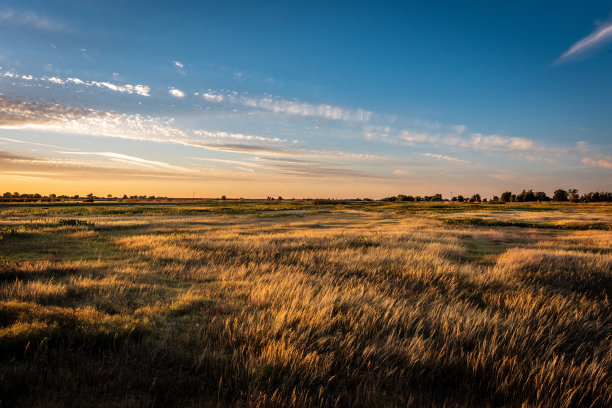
[0,206,610,407]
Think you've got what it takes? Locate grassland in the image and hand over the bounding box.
[0,201,610,407]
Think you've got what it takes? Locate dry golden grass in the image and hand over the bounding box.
[0,204,610,407]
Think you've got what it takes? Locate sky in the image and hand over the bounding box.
[1,0,611,199]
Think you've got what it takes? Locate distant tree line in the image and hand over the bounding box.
[493,189,612,203]
[382,194,444,202]
[382,189,612,203]
[2,189,611,203]
[1,192,166,203]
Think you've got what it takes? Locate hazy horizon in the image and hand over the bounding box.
[2,1,611,197]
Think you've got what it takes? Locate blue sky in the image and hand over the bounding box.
[1,0,611,198]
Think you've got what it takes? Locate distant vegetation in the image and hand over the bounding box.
[2,189,612,203]
[381,188,612,203]
[1,192,168,203]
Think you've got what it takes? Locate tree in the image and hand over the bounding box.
[553,189,568,202]
[516,190,536,202]
[396,194,414,202]
[535,191,549,201]
[220,195,227,200]
[500,191,512,202]
[457,195,465,202]
[107,194,113,198]
[568,189,579,203]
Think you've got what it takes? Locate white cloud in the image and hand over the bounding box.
[423,152,470,164]
[66,77,85,85]
[47,77,64,84]
[1,69,151,96]
[399,130,439,145]
[90,81,150,96]
[173,61,184,69]
[169,88,185,98]
[468,133,533,152]
[238,95,372,122]
[202,93,224,103]
[582,156,612,170]
[0,95,293,157]
[193,90,372,122]
[192,129,284,144]
[399,128,533,154]
[556,21,612,64]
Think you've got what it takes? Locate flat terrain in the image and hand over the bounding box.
[0,201,610,407]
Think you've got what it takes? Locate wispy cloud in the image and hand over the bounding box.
[238,95,372,122]
[0,7,67,32]
[248,157,377,179]
[0,136,68,149]
[399,128,533,154]
[469,133,533,152]
[201,92,225,103]
[169,88,185,98]
[0,150,209,181]
[173,61,184,69]
[422,153,470,164]
[0,95,313,159]
[198,90,372,122]
[55,151,194,173]
[1,70,150,96]
[555,21,612,64]
[582,156,612,170]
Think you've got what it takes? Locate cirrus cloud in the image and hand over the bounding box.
[555,21,612,64]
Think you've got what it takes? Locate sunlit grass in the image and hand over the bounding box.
[0,203,610,407]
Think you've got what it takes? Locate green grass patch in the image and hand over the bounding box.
[441,217,611,230]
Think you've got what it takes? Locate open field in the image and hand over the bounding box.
[0,202,610,407]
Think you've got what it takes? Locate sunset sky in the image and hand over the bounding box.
[1,1,611,198]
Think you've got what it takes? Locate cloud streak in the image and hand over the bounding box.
[1,70,150,96]
[0,7,67,32]
[238,95,372,122]
[400,129,534,154]
[0,150,217,182]
[556,21,612,64]
[422,153,470,164]
[582,156,612,170]
[197,90,372,122]
[0,95,374,162]
[55,151,194,173]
